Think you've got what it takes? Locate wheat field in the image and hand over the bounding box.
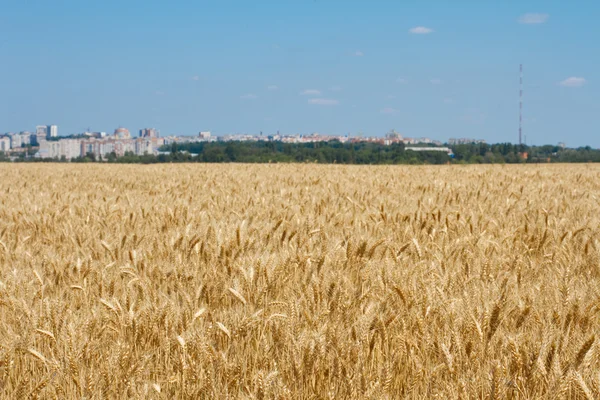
[0,164,599,399]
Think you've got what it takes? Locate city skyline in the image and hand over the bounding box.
[1,1,598,146]
[0,123,489,148]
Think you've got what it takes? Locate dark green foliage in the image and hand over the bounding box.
[451,142,600,164]
[5,140,600,164]
[156,140,448,164]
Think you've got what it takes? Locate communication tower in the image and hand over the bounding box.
[519,64,523,146]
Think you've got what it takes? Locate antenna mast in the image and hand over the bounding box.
[519,64,523,146]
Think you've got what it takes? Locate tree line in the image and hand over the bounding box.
[2,140,600,164]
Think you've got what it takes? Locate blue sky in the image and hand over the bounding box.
[1,0,598,146]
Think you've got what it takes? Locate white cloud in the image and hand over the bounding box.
[192,76,200,81]
[559,77,586,87]
[430,79,442,85]
[301,89,322,96]
[518,13,549,24]
[354,50,364,56]
[396,78,408,84]
[267,85,278,91]
[409,26,434,34]
[329,86,342,92]
[240,94,258,100]
[380,107,398,114]
[308,98,339,106]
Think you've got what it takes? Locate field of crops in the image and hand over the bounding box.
[0,164,599,399]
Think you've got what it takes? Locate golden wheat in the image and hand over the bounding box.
[0,163,599,399]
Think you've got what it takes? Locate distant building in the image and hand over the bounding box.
[82,131,106,138]
[406,146,453,156]
[36,125,48,137]
[0,137,10,151]
[32,132,47,146]
[135,138,156,155]
[7,134,19,148]
[37,140,60,158]
[32,126,49,146]
[74,136,163,159]
[385,129,403,141]
[199,131,211,139]
[558,142,566,149]
[38,138,83,160]
[60,139,82,159]
[18,132,32,146]
[47,125,58,138]
[139,128,159,138]
[114,127,131,139]
[8,133,22,148]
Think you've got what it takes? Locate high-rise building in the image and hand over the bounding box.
[36,125,48,137]
[18,132,32,146]
[47,125,58,138]
[0,137,10,151]
[32,126,47,146]
[9,134,20,148]
[38,140,60,159]
[8,133,23,148]
[139,128,159,138]
[59,139,82,159]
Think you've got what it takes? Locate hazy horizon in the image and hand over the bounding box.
[1,1,597,146]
